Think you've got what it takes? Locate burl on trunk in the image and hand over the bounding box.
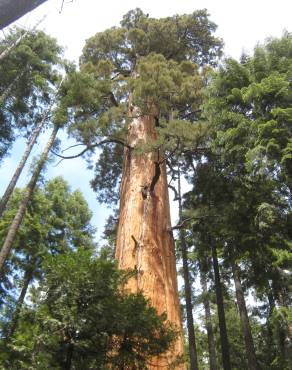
[116,107,185,369]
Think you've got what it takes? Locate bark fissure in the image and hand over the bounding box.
[115,108,185,368]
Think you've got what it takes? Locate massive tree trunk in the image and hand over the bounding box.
[211,244,231,370]
[199,258,218,370]
[177,167,199,370]
[232,262,259,370]
[0,125,58,272]
[115,107,185,369]
[0,105,52,218]
[0,0,47,29]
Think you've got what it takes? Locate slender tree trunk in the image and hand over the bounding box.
[6,259,35,339]
[0,105,52,218]
[0,33,24,61]
[115,105,185,369]
[0,125,58,272]
[177,167,199,370]
[0,17,45,61]
[199,257,218,370]
[0,68,26,104]
[232,262,259,370]
[211,244,231,370]
[0,0,47,30]
[64,342,74,370]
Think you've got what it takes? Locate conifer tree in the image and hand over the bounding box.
[55,8,223,368]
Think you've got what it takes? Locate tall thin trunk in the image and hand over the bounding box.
[177,167,199,370]
[232,262,259,370]
[0,125,58,272]
[211,244,231,370]
[0,68,26,104]
[0,105,52,218]
[0,17,44,61]
[64,343,74,370]
[6,259,35,339]
[115,105,185,369]
[199,257,218,370]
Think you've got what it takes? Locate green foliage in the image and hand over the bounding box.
[55,8,222,204]
[0,27,63,161]
[0,177,95,328]
[1,249,177,369]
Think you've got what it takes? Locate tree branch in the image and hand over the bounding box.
[51,138,131,160]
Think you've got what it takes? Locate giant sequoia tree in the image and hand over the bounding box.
[55,8,222,368]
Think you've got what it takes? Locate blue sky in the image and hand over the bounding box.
[1,0,292,243]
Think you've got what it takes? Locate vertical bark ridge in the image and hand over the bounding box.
[116,110,185,369]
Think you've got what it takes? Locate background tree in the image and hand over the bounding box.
[0,27,62,163]
[0,177,95,341]
[0,248,177,369]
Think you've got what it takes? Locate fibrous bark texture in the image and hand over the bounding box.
[116,109,185,369]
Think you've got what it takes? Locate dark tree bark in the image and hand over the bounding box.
[232,262,259,370]
[0,0,47,30]
[0,125,58,272]
[199,257,218,370]
[6,259,35,339]
[211,244,231,370]
[64,342,74,370]
[0,105,52,218]
[177,167,199,370]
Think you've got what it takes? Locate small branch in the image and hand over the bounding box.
[61,143,85,153]
[168,184,179,201]
[51,138,131,160]
[168,217,194,231]
[157,139,180,166]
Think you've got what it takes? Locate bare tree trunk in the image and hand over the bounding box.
[115,105,185,369]
[64,342,74,370]
[0,105,52,218]
[0,17,45,61]
[177,167,199,370]
[232,262,259,370]
[0,125,58,272]
[0,68,26,104]
[211,244,231,370]
[6,259,35,339]
[199,257,218,370]
[0,0,47,30]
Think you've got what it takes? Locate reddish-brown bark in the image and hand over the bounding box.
[116,108,185,369]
